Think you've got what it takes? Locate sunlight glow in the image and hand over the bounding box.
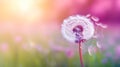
[0,0,44,23]
[17,0,35,13]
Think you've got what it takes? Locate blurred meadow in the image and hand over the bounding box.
[0,0,120,67]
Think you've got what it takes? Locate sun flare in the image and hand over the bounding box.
[0,0,43,23]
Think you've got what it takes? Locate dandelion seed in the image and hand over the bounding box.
[88,46,96,56]
[88,47,92,56]
[86,14,91,18]
[95,22,107,28]
[96,42,102,48]
[91,16,99,22]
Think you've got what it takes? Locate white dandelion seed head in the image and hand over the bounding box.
[61,15,95,43]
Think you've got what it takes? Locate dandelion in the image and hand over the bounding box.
[61,14,106,67]
[61,15,94,43]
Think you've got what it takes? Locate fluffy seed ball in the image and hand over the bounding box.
[61,15,95,43]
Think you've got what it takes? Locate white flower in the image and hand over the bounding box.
[61,15,95,43]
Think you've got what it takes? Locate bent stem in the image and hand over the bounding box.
[79,42,84,67]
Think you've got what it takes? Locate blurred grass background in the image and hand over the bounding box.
[0,27,119,67]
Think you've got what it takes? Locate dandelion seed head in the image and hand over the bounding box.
[61,15,95,43]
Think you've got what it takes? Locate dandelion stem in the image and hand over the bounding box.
[79,42,84,67]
